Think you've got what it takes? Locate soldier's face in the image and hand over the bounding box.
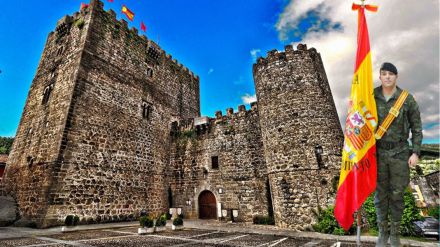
[379,70,398,89]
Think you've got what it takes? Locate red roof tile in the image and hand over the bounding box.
[0,154,8,164]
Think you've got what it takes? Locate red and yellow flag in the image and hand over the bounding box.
[334,2,378,231]
[122,5,135,21]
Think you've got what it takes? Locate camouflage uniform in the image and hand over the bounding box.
[374,86,423,245]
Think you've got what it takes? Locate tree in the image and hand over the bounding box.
[0,137,14,154]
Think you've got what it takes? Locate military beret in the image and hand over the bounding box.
[380,62,398,75]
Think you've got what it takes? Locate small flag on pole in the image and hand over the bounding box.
[80,3,89,11]
[107,0,114,2]
[121,5,135,21]
[140,22,147,32]
[334,2,379,231]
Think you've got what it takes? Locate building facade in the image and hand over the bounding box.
[3,0,343,230]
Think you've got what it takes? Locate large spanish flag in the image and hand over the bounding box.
[334,3,378,231]
[122,5,135,21]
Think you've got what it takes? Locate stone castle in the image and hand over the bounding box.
[2,0,344,229]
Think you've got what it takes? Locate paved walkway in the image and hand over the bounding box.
[0,220,436,247]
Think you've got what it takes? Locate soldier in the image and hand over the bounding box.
[374,62,423,247]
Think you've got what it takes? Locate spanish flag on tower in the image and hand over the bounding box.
[334,1,378,231]
[122,5,135,21]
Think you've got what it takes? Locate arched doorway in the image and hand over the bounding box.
[198,190,217,219]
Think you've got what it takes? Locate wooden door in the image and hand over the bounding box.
[198,190,217,219]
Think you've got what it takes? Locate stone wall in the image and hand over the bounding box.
[3,0,344,230]
[253,44,344,230]
[169,104,270,222]
[3,8,92,226]
[3,0,200,227]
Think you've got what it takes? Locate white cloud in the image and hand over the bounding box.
[276,0,439,142]
[423,124,439,139]
[208,68,214,74]
[250,49,261,61]
[241,93,257,104]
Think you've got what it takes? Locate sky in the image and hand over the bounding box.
[0,0,438,144]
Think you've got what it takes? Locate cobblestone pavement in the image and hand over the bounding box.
[0,227,373,247]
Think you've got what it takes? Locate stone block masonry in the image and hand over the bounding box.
[253,44,344,230]
[3,0,199,228]
[2,0,343,230]
[169,104,269,222]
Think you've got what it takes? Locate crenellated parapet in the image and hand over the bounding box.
[53,0,199,82]
[253,43,321,73]
[170,102,258,138]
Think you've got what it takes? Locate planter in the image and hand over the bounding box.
[138,227,154,234]
[61,226,79,232]
[172,225,184,230]
[155,226,166,232]
[138,227,147,234]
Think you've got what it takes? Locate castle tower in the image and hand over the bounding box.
[3,0,200,227]
[253,44,344,230]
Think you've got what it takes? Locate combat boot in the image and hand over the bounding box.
[376,221,389,247]
[390,221,401,247]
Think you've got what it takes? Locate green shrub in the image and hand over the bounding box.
[74,19,85,29]
[180,130,195,139]
[156,213,167,227]
[73,215,80,226]
[252,215,275,225]
[0,137,14,154]
[139,216,154,228]
[427,206,439,219]
[401,189,423,236]
[312,206,356,235]
[65,215,74,226]
[410,158,440,179]
[173,217,183,226]
[362,195,377,231]
[362,189,422,236]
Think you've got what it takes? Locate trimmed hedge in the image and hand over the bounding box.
[156,213,167,227]
[139,216,154,228]
[173,217,183,226]
[65,215,80,226]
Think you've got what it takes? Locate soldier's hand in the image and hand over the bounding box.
[408,153,419,167]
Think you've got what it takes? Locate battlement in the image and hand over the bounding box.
[213,102,258,119]
[54,0,199,81]
[171,102,258,137]
[254,43,320,69]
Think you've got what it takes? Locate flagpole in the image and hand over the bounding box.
[356,210,361,246]
[357,2,365,246]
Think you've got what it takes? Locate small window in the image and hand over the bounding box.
[42,84,54,105]
[142,102,152,119]
[146,67,153,78]
[56,46,64,56]
[27,156,34,168]
[211,156,219,169]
